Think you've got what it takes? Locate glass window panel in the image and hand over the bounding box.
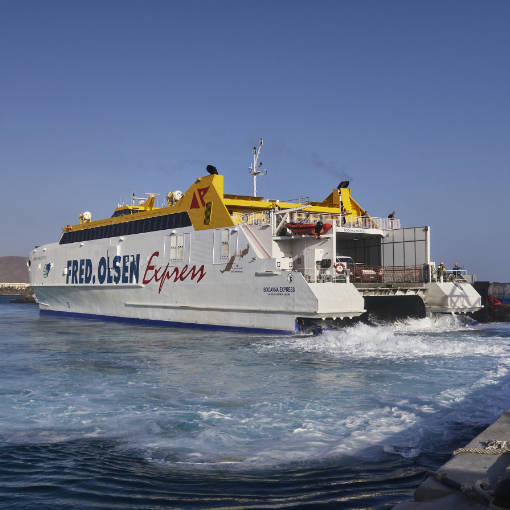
[221,230,229,258]
[177,234,184,260]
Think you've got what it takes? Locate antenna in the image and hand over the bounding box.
[248,138,267,197]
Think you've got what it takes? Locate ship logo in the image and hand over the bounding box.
[43,263,51,278]
[190,186,210,209]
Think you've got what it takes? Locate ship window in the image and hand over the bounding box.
[58,212,192,244]
[177,234,184,259]
[170,235,177,259]
[221,230,229,258]
[170,233,184,260]
[320,259,331,269]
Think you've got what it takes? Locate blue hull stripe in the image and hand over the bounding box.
[40,309,295,335]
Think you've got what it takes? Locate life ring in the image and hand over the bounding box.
[334,262,346,274]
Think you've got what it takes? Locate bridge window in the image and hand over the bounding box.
[59,212,192,244]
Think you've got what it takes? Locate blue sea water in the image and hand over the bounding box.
[2,296,510,509]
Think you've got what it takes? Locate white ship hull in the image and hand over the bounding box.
[29,224,365,333]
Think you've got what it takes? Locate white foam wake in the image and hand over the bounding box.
[259,321,507,360]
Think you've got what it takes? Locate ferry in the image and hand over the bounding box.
[28,140,482,333]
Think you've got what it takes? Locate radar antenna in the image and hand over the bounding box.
[249,138,267,197]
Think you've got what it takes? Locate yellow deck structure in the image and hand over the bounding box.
[65,173,368,234]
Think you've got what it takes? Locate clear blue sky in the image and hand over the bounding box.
[1,1,509,281]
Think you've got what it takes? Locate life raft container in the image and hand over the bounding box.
[286,222,332,237]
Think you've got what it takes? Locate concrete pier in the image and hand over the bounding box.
[394,409,510,509]
[0,283,36,303]
[0,283,30,295]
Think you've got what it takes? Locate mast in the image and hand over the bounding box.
[248,138,267,197]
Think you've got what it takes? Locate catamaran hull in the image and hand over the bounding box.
[29,225,366,333]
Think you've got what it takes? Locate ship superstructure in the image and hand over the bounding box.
[29,145,482,333]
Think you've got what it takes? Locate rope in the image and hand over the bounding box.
[453,439,510,455]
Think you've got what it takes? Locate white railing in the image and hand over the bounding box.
[443,269,474,283]
[299,267,350,284]
[233,210,401,231]
[274,211,401,231]
[338,216,401,230]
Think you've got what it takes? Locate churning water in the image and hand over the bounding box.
[2,296,510,509]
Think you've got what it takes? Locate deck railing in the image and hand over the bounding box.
[380,265,426,284]
[275,211,400,231]
[338,216,401,230]
[301,265,428,284]
[233,210,401,231]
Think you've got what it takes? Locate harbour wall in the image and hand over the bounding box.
[0,283,36,303]
[393,408,510,509]
[0,283,30,295]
